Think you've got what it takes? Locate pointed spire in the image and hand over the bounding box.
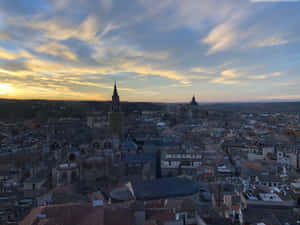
[112,80,120,112]
[113,80,118,96]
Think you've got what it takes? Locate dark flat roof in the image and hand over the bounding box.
[130,177,198,200]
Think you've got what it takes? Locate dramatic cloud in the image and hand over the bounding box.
[0,0,299,102]
[35,42,77,61]
[211,69,241,84]
[0,48,33,60]
[203,23,240,55]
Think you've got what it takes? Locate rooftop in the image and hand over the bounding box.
[19,203,103,225]
[128,177,199,200]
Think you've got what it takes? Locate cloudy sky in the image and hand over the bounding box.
[0,0,299,102]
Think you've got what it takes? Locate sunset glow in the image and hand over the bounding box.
[0,0,299,102]
[0,83,14,95]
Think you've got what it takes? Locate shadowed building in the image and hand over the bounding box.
[109,82,124,138]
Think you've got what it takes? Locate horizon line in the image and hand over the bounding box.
[1,97,300,105]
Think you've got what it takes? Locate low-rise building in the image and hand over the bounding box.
[161,148,202,177]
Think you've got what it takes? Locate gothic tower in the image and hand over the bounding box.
[109,81,124,138]
[112,81,121,112]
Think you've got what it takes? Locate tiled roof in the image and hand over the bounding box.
[19,203,103,225]
[148,211,175,223]
[145,200,165,209]
[165,199,196,211]
[143,220,158,225]
[104,207,134,225]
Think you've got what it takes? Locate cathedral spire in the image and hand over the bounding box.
[113,80,118,96]
[112,81,120,112]
[109,81,124,138]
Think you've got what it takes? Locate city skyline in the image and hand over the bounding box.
[0,0,300,102]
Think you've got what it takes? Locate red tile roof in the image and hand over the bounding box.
[143,220,158,225]
[148,211,175,223]
[19,203,103,225]
[145,200,165,209]
[19,206,43,225]
[103,207,134,225]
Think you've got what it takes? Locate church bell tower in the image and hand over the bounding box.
[112,81,121,112]
[109,81,124,138]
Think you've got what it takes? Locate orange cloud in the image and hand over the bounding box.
[35,42,77,61]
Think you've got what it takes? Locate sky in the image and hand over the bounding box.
[0,0,300,102]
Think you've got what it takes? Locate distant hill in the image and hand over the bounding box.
[201,102,300,113]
